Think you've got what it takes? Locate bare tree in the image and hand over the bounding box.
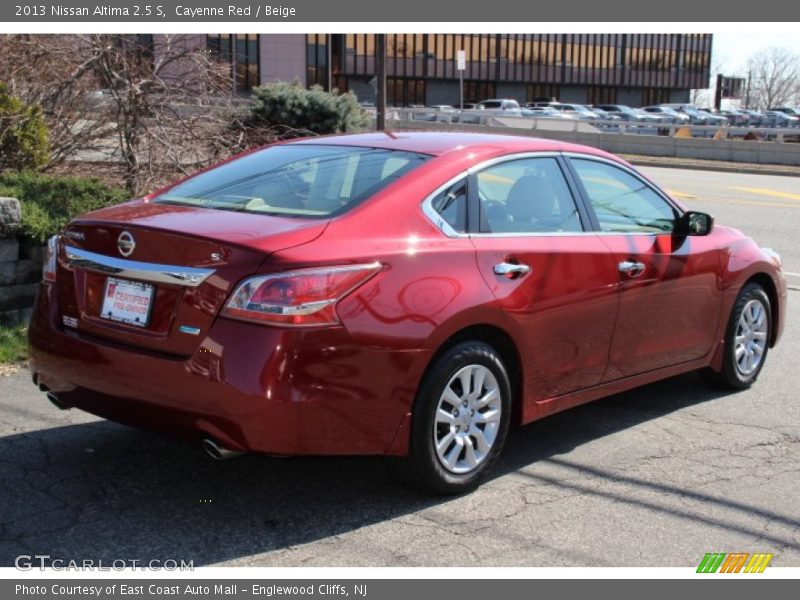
[746,47,800,110]
[0,34,243,195]
[0,35,112,167]
[79,34,241,195]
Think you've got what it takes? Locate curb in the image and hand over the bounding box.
[621,157,800,178]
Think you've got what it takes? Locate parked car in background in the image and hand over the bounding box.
[521,106,575,119]
[768,107,800,118]
[632,108,665,124]
[594,104,651,123]
[642,106,691,125]
[474,99,522,116]
[762,111,800,128]
[671,106,720,125]
[29,132,787,494]
[588,107,623,121]
[537,102,600,120]
[719,109,751,126]
[740,110,766,127]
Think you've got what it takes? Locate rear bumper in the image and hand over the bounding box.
[29,283,425,456]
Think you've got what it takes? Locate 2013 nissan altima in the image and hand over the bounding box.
[29,132,787,494]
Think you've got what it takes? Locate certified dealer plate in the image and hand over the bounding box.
[100,277,154,328]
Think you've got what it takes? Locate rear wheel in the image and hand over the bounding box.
[394,341,512,495]
[702,283,771,389]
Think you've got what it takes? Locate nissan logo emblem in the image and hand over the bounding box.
[117,231,136,257]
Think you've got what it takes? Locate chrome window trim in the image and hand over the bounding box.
[64,246,216,287]
[421,150,682,240]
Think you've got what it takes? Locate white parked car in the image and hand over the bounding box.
[474,99,522,116]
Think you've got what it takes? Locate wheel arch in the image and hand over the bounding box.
[743,272,780,347]
[416,323,525,426]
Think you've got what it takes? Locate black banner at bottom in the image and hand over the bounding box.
[3,579,797,600]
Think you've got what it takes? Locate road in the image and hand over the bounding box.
[1,166,798,568]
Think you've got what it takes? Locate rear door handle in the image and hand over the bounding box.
[494,262,531,277]
[618,260,646,277]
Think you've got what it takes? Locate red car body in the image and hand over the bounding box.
[29,132,787,461]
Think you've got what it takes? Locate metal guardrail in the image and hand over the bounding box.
[376,108,800,142]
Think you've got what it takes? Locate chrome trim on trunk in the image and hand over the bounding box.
[64,245,215,287]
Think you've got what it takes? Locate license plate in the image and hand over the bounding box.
[100,277,154,328]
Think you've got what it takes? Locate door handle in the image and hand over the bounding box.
[494,262,531,278]
[618,260,646,277]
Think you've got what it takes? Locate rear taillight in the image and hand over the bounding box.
[43,235,59,283]
[222,263,381,326]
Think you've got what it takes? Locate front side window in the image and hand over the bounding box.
[475,157,583,234]
[570,158,678,233]
[154,145,430,218]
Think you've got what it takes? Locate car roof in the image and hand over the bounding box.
[288,131,616,159]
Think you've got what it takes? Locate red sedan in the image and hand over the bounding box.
[29,132,787,494]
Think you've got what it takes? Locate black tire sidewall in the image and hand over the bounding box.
[409,341,512,495]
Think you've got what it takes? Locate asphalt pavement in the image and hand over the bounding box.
[1,166,798,567]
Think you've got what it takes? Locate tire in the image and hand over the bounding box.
[701,282,771,389]
[393,341,512,495]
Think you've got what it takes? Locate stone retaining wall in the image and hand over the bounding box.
[0,198,42,327]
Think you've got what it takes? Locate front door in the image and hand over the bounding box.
[566,156,723,380]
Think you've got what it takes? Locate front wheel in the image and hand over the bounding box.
[702,282,771,389]
[393,341,512,495]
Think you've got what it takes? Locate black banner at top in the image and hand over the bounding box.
[3,0,799,22]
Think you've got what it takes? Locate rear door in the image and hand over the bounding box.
[565,155,723,380]
[468,154,620,404]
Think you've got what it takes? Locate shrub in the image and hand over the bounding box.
[0,171,128,244]
[0,83,50,171]
[249,81,369,137]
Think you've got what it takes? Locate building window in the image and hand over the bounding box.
[388,78,426,107]
[207,34,260,94]
[527,84,560,102]
[642,88,671,106]
[307,34,329,89]
[587,86,617,105]
[464,81,496,103]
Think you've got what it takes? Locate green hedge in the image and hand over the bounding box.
[250,81,369,136]
[0,171,127,244]
[0,83,50,171]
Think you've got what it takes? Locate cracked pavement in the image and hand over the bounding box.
[1,167,799,567]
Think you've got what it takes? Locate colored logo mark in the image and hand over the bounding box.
[697,552,773,573]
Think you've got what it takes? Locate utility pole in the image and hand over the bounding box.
[376,34,386,131]
[744,70,752,110]
[325,34,333,92]
[714,73,723,111]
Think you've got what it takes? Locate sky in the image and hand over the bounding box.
[713,32,800,75]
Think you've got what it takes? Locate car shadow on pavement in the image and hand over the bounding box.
[1,371,792,566]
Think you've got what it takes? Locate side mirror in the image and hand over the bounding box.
[677,211,713,236]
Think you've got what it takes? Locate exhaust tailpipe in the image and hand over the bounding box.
[47,392,70,410]
[202,438,244,461]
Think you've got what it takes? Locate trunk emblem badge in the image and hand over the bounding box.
[117,231,136,257]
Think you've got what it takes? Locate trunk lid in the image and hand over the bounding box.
[56,200,327,356]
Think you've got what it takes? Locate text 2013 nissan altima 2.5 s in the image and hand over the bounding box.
[29,132,787,494]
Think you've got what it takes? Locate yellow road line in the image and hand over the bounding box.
[680,196,800,209]
[665,189,697,199]
[728,186,800,202]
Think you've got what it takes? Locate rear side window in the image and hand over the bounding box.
[154,145,429,218]
[430,179,467,233]
[476,157,583,234]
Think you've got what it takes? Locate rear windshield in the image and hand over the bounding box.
[153,144,430,217]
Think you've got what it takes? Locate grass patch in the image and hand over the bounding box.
[0,324,28,364]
